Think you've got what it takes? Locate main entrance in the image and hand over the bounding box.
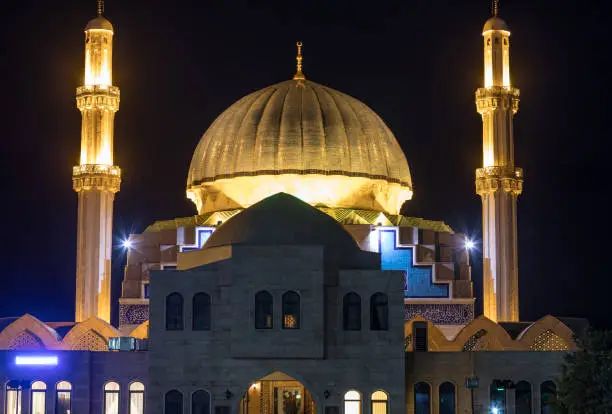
[239,372,316,414]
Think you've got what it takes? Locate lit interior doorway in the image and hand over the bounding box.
[239,372,316,414]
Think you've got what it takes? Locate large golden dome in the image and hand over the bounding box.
[187,79,413,215]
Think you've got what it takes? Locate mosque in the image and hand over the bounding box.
[0,1,587,414]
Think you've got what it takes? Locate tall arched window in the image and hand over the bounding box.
[192,390,211,414]
[414,382,430,414]
[255,291,273,329]
[344,390,361,414]
[5,381,22,414]
[370,293,389,330]
[193,292,212,331]
[515,381,532,414]
[166,292,184,330]
[165,390,183,414]
[55,381,72,414]
[31,381,46,414]
[490,381,506,414]
[104,382,120,414]
[343,292,361,330]
[439,382,455,414]
[371,390,388,414]
[282,291,300,329]
[540,381,557,414]
[129,382,145,414]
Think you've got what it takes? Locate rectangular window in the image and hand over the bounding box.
[105,391,120,414]
[143,283,150,299]
[31,391,45,414]
[5,389,21,414]
[130,392,144,414]
[215,406,230,414]
[56,392,71,414]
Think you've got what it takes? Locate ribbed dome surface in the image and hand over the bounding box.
[188,80,412,188]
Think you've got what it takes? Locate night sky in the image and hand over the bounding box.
[1,0,610,329]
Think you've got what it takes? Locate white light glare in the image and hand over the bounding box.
[491,407,499,414]
[465,239,475,250]
[122,239,132,249]
[15,356,58,366]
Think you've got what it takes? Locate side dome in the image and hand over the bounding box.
[187,79,413,215]
[203,193,359,250]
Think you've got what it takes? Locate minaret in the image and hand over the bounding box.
[72,0,121,323]
[475,1,523,322]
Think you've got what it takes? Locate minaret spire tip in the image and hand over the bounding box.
[293,41,306,81]
[493,0,499,16]
[97,0,104,16]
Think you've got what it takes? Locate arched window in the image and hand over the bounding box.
[55,381,72,414]
[540,381,557,414]
[490,381,506,414]
[193,292,212,331]
[255,291,273,329]
[439,382,455,414]
[282,291,300,329]
[371,390,388,414]
[104,382,120,414]
[5,381,22,414]
[166,292,184,330]
[165,390,183,414]
[192,390,211,414]
[344,390,361,414]
[31,381,46,414]
[515,381,532,414]
[343,292,361,330]
[129,382,145,414]
[414,382,430,414]
[370,293,389,330]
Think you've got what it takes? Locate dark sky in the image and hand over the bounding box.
[1,0,610,329]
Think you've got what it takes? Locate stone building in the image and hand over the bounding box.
[0,2,585,414]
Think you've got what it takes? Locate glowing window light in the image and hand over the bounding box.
[15,356,58,366]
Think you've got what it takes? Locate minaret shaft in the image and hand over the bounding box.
[476,19,522,322]
[73,20,121,324]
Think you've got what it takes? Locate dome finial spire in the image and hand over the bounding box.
[293,41,306,81]
[492,0,499,16]
[97,0,104,15]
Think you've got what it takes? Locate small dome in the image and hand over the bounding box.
[203,193,359,251]
[483,16,508,32]
[85,16,114,32]
[187,79,413,215]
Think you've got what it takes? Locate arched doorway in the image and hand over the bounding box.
[239,372,316,414]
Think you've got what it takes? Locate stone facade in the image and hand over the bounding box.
[147,242,406,414]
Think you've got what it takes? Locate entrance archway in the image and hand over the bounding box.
[239,372,316,414]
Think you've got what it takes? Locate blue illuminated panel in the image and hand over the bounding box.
[379,229,449,298]
[180,228,214,252]
[15,356,58,366]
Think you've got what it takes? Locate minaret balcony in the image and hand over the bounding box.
[476,86,520,114]
[475,166,523,195]
[72,164,121,192]
[76,85,120,110]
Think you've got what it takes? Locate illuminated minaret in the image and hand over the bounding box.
[72,0,121,323]
[475,1,523,322]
